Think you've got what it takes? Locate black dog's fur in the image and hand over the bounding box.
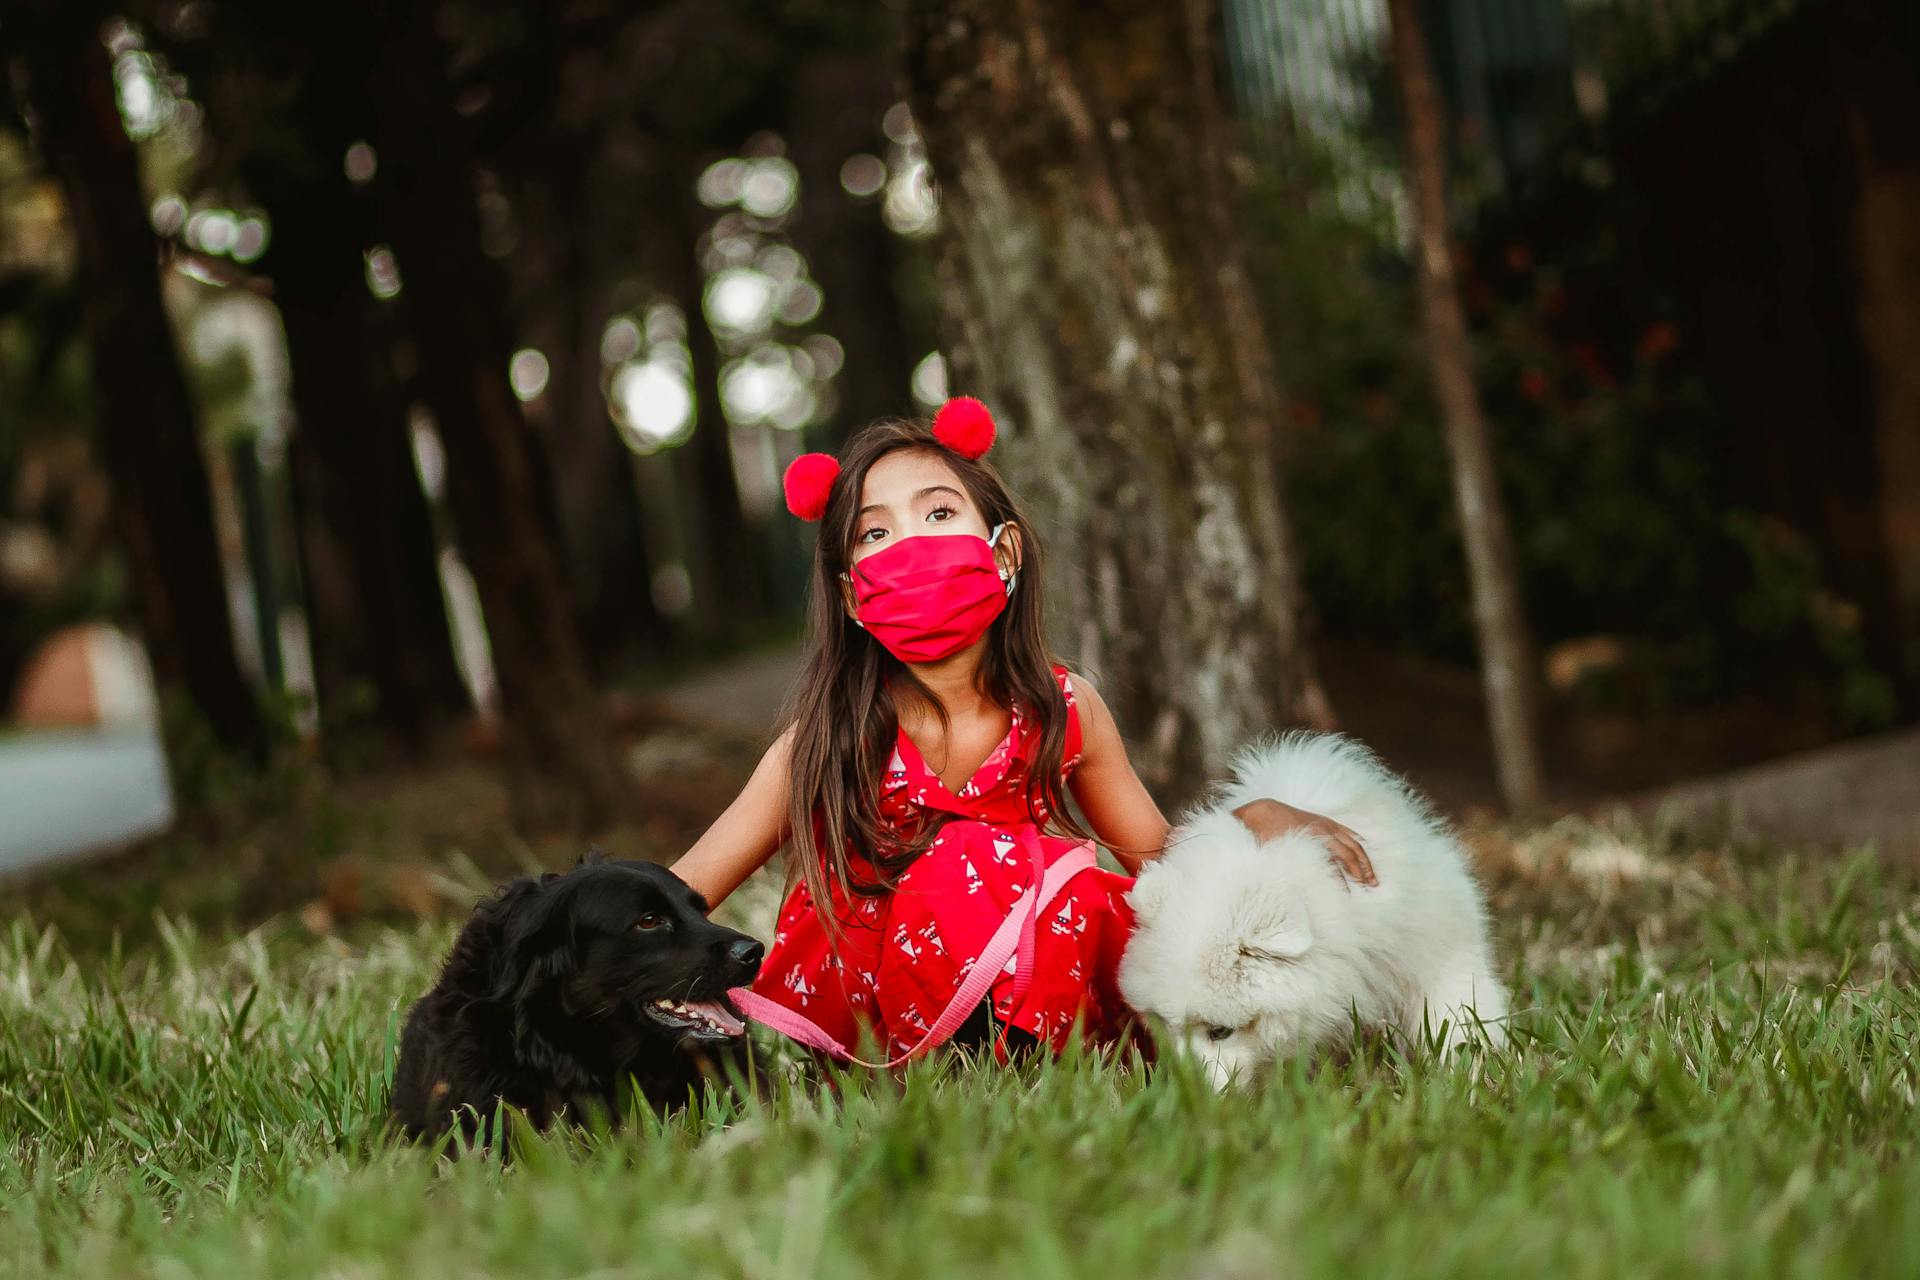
[390,853,763,1143]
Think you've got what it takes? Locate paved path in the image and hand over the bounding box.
[1625,727,1920,857]
[5,641,1911,878]
[654,646,802,736]
[0,727,173,875]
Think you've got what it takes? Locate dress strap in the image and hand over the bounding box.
[1054,666,1083,771]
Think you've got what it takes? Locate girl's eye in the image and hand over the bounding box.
[857,527,887,544]
[632,913,669,933]
[1206,1025,1235,1042]
[926,505,954,523]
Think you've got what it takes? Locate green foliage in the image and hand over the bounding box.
[1244,144,1897,728]
[0,837,1916,1277]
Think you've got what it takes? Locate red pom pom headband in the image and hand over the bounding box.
[782,396,997,522]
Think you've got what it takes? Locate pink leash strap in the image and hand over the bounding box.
[728,833,1097,1068]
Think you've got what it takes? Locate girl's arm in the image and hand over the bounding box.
[670,726,795,910]
[1067,676,1376,885]
[1064,677,1171,875]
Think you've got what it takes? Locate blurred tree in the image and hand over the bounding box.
[1387,0,1545,812]
[784,41,916,435]
[663,160,769,640]
[360,0,618,828]
[467,2,674,675]
[902,0,1333,799]
[185,5,472,748]
[517,149,676,675]
[5,2,264,758]
[465,0,785,653]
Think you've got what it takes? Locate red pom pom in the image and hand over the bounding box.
[782,452,841,522]
[932,396,996,460]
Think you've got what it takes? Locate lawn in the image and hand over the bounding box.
[1,822,1916,1279]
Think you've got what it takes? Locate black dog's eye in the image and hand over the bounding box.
[1206,1025,1235,1042]
[632,913,669,933]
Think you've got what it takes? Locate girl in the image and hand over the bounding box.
[673,398,1373,1063]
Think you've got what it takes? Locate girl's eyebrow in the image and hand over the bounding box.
[857,485,964,517]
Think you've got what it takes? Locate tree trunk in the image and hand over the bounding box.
[11,8,264,759]
[506,132,671,676]
[787,51,919,437]
[363,0,619,829]
[902,0,1333,802]
[665,170,767,642]
[270,195,471,746]
[1386,0,1546,812]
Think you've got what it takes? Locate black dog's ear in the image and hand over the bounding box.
[486,875,580,1005]
[487,875,600,1090]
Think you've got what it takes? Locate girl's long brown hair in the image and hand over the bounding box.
[782,420,1087,929]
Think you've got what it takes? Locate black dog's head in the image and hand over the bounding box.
[484,854,764,1056]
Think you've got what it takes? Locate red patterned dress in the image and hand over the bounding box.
[752,668,1138,1057]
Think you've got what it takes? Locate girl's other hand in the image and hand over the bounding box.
[1230,798,1379,888]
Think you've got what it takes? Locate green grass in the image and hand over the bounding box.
[2,829,1917,1278]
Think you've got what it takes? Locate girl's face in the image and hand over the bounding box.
[848,448,994,564]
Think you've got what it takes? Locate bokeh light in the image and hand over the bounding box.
[364,246,402,299]
[600,316,642,365]
[697,158,746,208]
[409,409,446,501]
[802,333,845,380]
[343,141,378,185]
[612,359,695,451]
[722,346,816,430]
[705,267,777,338]
[882,103,917,145]
[876,103,940,237]
[187,209,235,254]
[911,351,949,406]
[150,195,186,237]
[508,349,550,401]
[883,156,938,237]
[840,153,887,199]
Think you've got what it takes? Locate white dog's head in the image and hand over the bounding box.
[1119,814,1333,1088]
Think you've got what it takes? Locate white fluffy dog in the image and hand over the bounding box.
[1118,733,1507,1087]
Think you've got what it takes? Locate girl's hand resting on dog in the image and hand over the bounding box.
[1231,798,1378,887]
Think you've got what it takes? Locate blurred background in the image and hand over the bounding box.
[1,0,1916,937]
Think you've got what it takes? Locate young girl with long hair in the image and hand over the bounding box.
[673,398,1374,1062]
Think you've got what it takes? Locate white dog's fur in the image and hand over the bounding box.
[1118,733,1507,1087]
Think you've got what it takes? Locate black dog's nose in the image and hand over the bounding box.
[726,937,764,974]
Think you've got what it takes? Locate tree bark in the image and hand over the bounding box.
[269,192,471,746]
[11,7,265,758]
[786,50,919,436]
[363,0,620,829]
[505,127,671,676]
[902,0,1333,801]
[660,165,768,643]
[1387,0,1546,812]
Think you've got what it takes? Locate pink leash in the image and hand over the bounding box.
[729,832,1097,1068]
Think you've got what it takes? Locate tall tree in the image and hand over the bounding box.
[786,48,917,435]
[501,119,672,676]
[362,0,619,828]
[902,0,1333,800]
[1386,0,1546,812]
[664,160,769,641]
[193,5,472,747]
[469,5,674,676]
[7,4,264,758]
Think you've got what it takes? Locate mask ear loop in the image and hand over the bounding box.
[989,523,1018,597]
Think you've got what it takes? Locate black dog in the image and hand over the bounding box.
[390,853,763,1143]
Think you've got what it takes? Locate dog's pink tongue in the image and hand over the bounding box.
[689,1001,746,1036]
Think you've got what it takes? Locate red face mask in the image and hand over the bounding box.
[848,525,1014,664]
